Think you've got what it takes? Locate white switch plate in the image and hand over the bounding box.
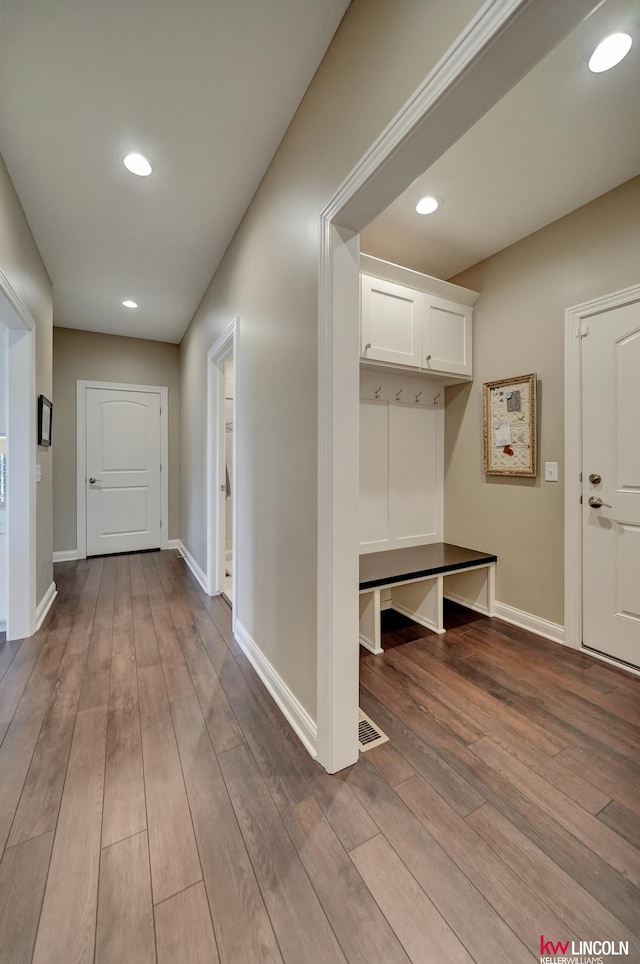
[544,461,558,482]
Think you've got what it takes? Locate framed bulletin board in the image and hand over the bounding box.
[483,373,537,477]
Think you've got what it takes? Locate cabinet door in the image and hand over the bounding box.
[422,296,472,377]
[361,275,422,367]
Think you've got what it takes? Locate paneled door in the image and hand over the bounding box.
[361,275,422,367]
[85,387,162,556]
[582,297,640,668]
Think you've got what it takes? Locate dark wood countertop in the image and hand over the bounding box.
[359,542,497,591]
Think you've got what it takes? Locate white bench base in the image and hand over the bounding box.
[359,562,496,655]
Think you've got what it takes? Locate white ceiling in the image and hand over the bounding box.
[361,0,640,281]
[0,0,350,342]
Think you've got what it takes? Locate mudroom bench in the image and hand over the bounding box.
[359,542,497,655]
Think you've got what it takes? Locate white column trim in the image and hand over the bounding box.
[76,379,169,558]
[0,269,37,640]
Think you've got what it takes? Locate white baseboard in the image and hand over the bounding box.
[166,538,181,550]
[493,600,565,645]
[175,541,209,593]
[36,581,58,630]
[392,602,445,636]
[359,633,383,656]
[53,549,80,562]
[234,619,318,759]
[444,591,491,617]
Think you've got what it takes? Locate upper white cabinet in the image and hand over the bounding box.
[361,275,423,367]
[360,255,478,382]
[423,295,472,377]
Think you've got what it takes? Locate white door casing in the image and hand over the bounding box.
[0,269,36,640]
[77,381,168,558]
[581,297,640,668]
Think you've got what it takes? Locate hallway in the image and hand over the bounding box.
[0,551,638,963]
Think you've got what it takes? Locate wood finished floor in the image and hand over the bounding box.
[0,552,639,963]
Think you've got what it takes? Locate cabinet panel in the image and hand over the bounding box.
[359,383,442,555]
[389,403,440,545]
[359,399,389,549]
[422,296,472,377]
[361,275,421,367]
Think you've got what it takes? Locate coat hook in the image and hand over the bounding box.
[374,386,382,399]
[415,392,422,403]
[433,393,440,406]
[395,388,403,401]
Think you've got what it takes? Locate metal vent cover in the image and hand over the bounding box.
[358,709,389,751]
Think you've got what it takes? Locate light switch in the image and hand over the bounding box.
[544,461,558,482]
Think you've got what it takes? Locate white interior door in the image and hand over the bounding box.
[86,387,162,556]
[582,297,640,668]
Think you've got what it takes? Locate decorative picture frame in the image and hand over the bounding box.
[38,394,53,446]
[483,373,537,477]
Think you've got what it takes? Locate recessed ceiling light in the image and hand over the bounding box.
[122,300,138,309]
[123,152,152,176]
[416,195,440,215]
[588,33,632,72]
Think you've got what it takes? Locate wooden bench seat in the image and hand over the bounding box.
[359,542,496,654]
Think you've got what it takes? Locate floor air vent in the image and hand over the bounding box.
[358,709,389,751]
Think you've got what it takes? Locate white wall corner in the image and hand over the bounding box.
[36,581,58,630]
[234,619,318,759]
[493,600,565,646]
[53,549,80,563]
[166,538,181,550]
[176,541,209,594]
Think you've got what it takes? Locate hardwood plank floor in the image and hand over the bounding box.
[1,556,638,963]
[95,831,155,964]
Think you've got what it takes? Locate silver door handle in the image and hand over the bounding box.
[588,496,611,508]
[88,477,101,484]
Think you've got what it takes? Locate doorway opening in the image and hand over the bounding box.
[223,355,234,603]
[316,0,607,772]
[0,273,36,640]
[207,319,238,615]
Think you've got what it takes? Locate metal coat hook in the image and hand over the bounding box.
[374,386,382,399]
[415,392,422,403]
[433,392,441,406]
[395,388,403,401]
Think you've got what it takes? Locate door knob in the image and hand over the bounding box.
[88,477,101,484]
[588,473,602,484]
[363,342,371,352]
[588,496,611,508]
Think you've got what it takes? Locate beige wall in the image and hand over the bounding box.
[52,327,181,552]
[445,176,640,624]
[0,153,53,606]
[180,0,484,719]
